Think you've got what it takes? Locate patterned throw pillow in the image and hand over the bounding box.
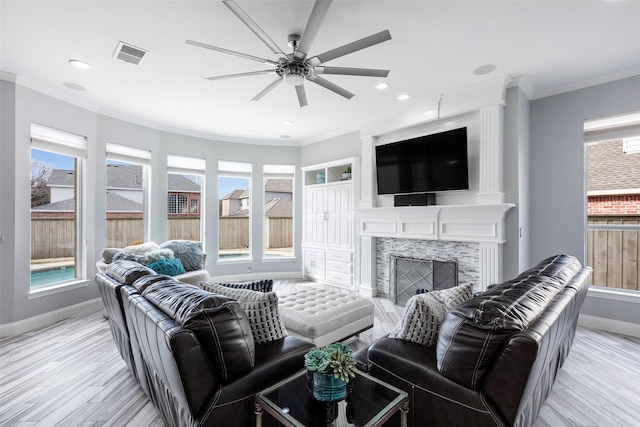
[217,280,273,293]
[200,282,287,345]
[389,283,474,347]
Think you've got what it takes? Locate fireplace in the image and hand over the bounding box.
[390,255,458,306]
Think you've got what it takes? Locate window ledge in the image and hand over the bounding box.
[217,258,254,265]
[28,279,90,299]
[261,256,297,263]
[587,286,640,304]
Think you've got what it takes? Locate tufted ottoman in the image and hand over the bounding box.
[277,287,375,347]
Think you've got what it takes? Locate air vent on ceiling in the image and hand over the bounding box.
[113,41,148,65]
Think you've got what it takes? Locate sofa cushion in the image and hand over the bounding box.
[147,258,186,276]
[389,283,473,346]
[142,281,255,381]
[200,282,287,345]
[160,240,205,271]
[436,255,582,389]
[106,260,155,285]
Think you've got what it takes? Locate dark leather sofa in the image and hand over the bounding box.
[96,260,314,427]
[355,254,591,427]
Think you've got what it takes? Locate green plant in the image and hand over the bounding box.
[344,165,352,174]
[304,342,357,383]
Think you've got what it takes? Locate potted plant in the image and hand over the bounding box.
[304,342,357,402]
[341,165,352,180]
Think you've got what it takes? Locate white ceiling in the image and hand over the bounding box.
[2,0,640,144]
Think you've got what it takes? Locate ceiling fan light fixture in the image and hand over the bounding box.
[284,73,305,86]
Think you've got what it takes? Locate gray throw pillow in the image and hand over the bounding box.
[200,282,287,345]
[160,240,205,271]
[389,283,474,347]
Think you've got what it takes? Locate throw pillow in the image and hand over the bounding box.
[145,248,175,263]
[101,247,121,264]
[200,282,287,345]
[217,280,273,293]
[112,251,148,265]
[389,283,474,347]
[147,258,186,276]
[123,241,160,255]
[160,240,205,272]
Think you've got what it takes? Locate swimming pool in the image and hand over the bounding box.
[30,266,76,288]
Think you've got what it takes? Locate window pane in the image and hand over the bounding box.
[264,171,294,258]
[219,169,251,260]
[30,148,77,288]
[106,160,145,247]
[168,173,203,241]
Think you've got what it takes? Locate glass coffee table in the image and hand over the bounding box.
[255,369,409,427]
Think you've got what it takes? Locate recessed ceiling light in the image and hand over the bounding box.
[63,82,86,91]
[376,82,389,90]
[473,64,497,76]
[283,121,293,126]
[398,94,410,101]
[69,59,91,70]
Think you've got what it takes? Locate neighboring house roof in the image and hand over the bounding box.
[106,192,144,212]
[168,174,201,192]
[32,193,143,212]
[229,209,249,217]
[265,179,292,193]
[239,189,250,199]
[31,198,75,211]
[588,139,640,192]
[265,198,292,217]
[47,165,200,192]
[106,164,143,189]
[46,169,74,187]
[221,189,245,200]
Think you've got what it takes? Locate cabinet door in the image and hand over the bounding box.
[303,188,326,245]
[314,188,326,245]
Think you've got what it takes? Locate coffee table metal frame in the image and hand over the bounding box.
[255,369,409,427]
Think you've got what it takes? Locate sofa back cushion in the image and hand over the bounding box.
[106,260,155,285]
[436,255,582,389]
[142,281,255,381]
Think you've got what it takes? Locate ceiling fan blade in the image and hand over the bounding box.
[206,70,275,81]
[251,77,283,101]
[315,66,389,78]
[308,75,354,99]
[186,40,277,65]
[295,84,308,107]
[223,0,287,58]
[310,30,392,65]
[293,0,333,61]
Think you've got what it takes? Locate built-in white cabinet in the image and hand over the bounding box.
[302,158,359,289]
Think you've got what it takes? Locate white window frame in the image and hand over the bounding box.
[167,154,206,242]
[262,164,296,262]
[218,160,252,263]
[29,123,88,294]
[106,143,151,244]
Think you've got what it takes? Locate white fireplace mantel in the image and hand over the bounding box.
[357,203,514,243]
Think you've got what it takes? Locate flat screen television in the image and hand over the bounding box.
[375,127,469,195]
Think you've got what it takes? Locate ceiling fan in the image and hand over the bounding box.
[186,0,392,107]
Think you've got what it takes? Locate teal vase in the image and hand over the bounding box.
[306,371,350,402]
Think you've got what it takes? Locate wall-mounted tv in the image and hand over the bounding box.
[375,127,469,195]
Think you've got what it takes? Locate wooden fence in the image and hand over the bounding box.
[587,216,640,291]
[32,216,292,259]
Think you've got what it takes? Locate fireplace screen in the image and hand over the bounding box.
[390,256,458,306]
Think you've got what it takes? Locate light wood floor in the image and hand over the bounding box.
[1,280,639,426]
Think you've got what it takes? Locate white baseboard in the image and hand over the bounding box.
[578,313,640,338]
[0,297,104,338]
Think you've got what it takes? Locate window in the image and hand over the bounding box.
[585,113,640,293]
[218,160,251,261]
[30,123,86,289]
[167,155,205,241]
[263,164,295,258]
[106,143,150,248]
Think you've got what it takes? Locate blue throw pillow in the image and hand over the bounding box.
[147,258,186,276]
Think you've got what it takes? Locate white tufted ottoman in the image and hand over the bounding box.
[277,287,375,347]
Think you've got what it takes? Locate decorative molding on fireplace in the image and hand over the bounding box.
[357,204,514,243]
